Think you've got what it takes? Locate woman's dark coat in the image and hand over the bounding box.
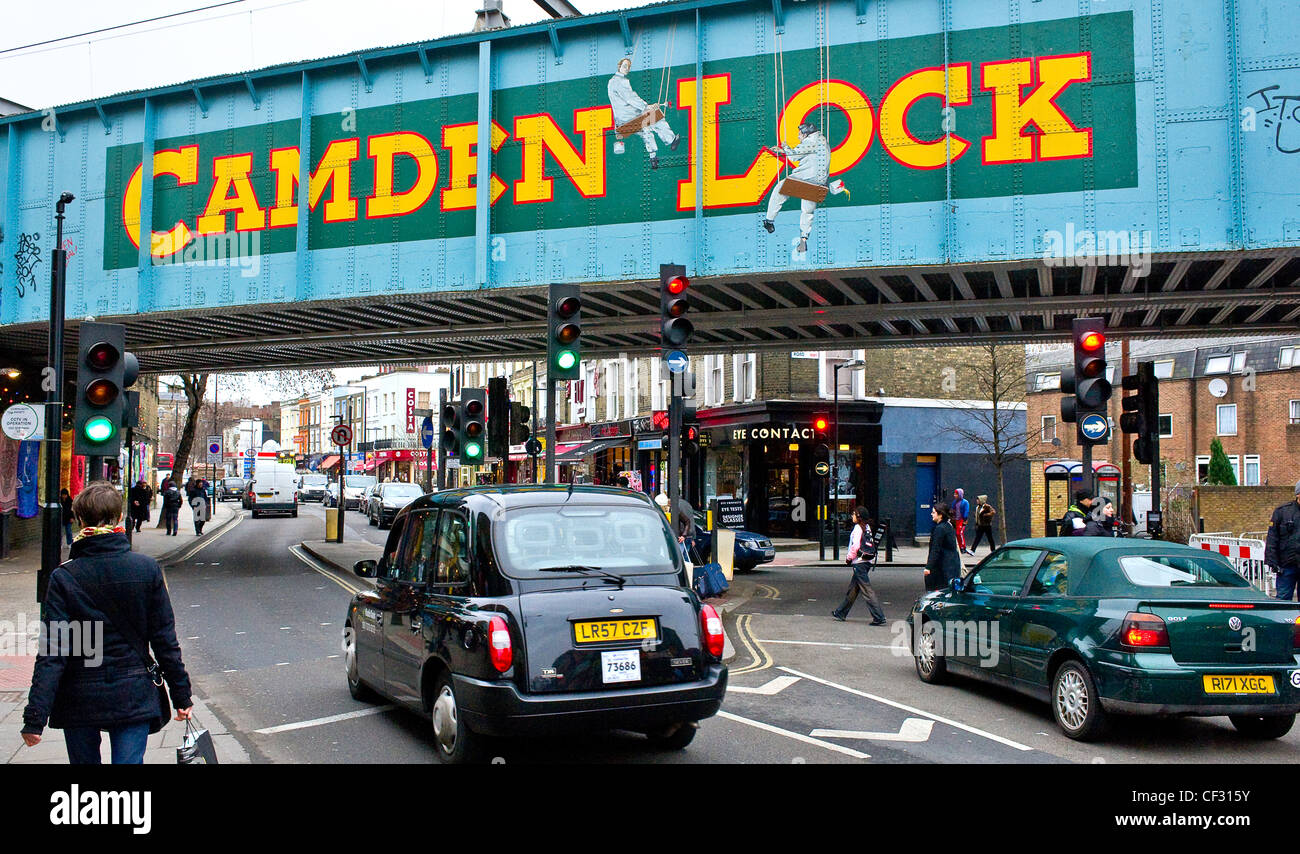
[925,519,963,590]
[22,533,191,735]
[128,483,152,522]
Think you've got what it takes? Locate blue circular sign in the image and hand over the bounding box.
[420,416,434,449]
[666,350,689,374]
[1080,413,1110,442]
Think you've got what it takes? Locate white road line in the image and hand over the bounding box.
[235,631,247,636]
[275,662,290,666]
[289,545,364,595]
[716,711,870,760]
[280,626,291,630]
[728,675,801,696]
[254,705,396,735]
[812,718,935,743]
[758,638,898,650]
[222,669,238,673]
[777,666,1034,752]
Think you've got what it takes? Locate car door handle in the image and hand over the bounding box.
[996,607,1015,616]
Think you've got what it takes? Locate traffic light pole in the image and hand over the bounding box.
[668,374,682,522]
[437,389,447,491]
[545,376,556,483]
[531,361,540,484]
[40,207,70,608]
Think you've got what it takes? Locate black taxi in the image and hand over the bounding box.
[343,485,728,763]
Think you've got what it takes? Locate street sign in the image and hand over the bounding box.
[814,461,830,477]
[244,447,256,459]
[206,436,221,463]
[666,350,689,374]
[1,404,43,441]
[331,424,354,446]
[1080,412,1110,443]
[420,416,434,450]
[524,437,543,456]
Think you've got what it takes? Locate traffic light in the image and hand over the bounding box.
[487,377,509,459]
[659,264,693,349]
[1120,361,1160,465]
[459,388,486,464]
[440,399,459,457]
[812,413,831,463]
[681,423,700,457]
[548,283,582,381]
[74,322,138,457]
[510,401,531,445]
[1060,318,1111,444]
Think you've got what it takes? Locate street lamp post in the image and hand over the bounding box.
[832,359,866,561]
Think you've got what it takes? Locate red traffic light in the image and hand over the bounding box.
[667,276,689,295]
[1079,331,1104,351]
[86,342,120,370]
[556,295,581,318]
[813,416,829,432]
[466,399,484,417]
[684,425,698,441]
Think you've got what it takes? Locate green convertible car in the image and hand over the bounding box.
[908,537,1300,741]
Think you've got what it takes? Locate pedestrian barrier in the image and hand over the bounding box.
[1188,533,1273,596]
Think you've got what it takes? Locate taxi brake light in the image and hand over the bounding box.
[489,615,512,673]
[700,603,724,658]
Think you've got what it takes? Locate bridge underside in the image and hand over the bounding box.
[4,250,1300,374]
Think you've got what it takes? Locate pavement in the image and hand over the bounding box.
[0,497,250,764]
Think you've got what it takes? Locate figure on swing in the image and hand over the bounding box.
[761,120,847,254]
[608,57,680,169]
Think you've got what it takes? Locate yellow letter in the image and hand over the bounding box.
[677,74,779,211]
[440,121,509,211]
[197,152,266,234]
[367,132,438,218]
[122,145,199,259]
[512,107,612,204]
[879,64,971,170]
[981,53,1092,164]
[268,146,299,229]
[309,139,360,222]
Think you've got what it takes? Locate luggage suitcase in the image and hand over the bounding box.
[616,106,664,137]
[779,177,828,203]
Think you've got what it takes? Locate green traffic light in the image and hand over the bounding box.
[83,415,115,443]
[464,441,483,459]
[556,350,578,371]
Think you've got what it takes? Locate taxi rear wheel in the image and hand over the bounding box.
[430,674,485,764]
[344,624,377,702]
[1229,713,1296,739]
[1052,660,1108,741]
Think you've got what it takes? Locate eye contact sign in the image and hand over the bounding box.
[1080,413,1110,441]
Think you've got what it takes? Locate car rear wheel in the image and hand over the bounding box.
[644,721,698,750]
[1229,713,1296,739]
[344,624,378,702]
[914,619,947,684]
[1052,660,1108,741]
[369,509,377,526]
[430,674,484,764]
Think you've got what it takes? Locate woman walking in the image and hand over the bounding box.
[20,481,192,764]
[59,488,74,546]
[127,479,152,533]
[186,477,210,535]
[162,480,182,535]
[924,501,963,592]
[831,507,886,625]
[969,495,997,554]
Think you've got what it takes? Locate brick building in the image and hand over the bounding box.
[1025,334,1300,535]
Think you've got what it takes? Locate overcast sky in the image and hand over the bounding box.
[4,1,642,404]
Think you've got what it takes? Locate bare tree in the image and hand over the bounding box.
[256,369,337,400]
[939,344,1040,544]
[154,373,207,527]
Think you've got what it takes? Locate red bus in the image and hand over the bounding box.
[156,452,174,470]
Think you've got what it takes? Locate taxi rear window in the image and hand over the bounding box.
[1117,554,1251,588]
[494,505,677,577]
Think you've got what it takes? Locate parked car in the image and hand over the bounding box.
[340,475,377,510]
[344,485,728,763]
[298,473,329,503]
[248,463,299,518]
[217,477,247,502]
[688,512,775,572]
[367,481,425,528]
[908,537,1300,741]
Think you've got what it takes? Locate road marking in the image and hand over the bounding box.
[716,711,869,760]
[289,545,363,595]
[275,662,290,666]
[280,626,291,630]
[754,584,780,600]
[812,718,935,743]
[165,509,243,565]
[222,669,238,673]
[777,667,1033,752]
[235,631,246,636]
[254,705,396,735]
[758,638,898,650]
[728,675,801,696]
[728,614,773,676]
[186,636,200,640]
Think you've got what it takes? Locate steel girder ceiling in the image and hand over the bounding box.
[3,250,1299,374]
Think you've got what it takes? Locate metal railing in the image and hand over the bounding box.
[1188,533,1274,596]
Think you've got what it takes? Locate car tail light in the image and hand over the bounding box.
[1119,612,1169,649]
[700,603,724,659]
[488,615,512,673]
[1293,616,1300,651]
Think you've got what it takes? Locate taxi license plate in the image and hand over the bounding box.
[573,618,658,644]
[601,649,641,684]
[1203,674,1276,695]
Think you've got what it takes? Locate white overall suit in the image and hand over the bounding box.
[765,130,831,239]
[608,69,677,158]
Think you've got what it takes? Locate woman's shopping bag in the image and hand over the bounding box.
[177,716,219,764]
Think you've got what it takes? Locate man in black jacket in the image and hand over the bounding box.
[21,482,193,764]
[1266,481,1300,601]
[1060,490,1096,536]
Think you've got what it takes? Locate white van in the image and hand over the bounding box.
[249,462,299,518]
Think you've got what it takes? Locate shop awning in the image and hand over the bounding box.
[554,437,624,462]
[319,455,340,469]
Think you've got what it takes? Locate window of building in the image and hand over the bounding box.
[706,355,725,406]
[1036,373,1061,391]
[1290,400,1300,425]
[819,352,859,399]
[1158,414,1173,437]
[604,361,620,421]
[1281,347,1298,370]
[1216,404,1237,436]
[1154,360,1174,379]
[1244,455,1261,486]
[1232,352,1247,373]
[624,359,637,421]
[1041,415,1057,443]
[733,354,756,402]
[1205,354,1233,374]
[651,359,667,412]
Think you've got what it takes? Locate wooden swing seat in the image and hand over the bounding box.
[616,106,664,137]
[779,177,828,203]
